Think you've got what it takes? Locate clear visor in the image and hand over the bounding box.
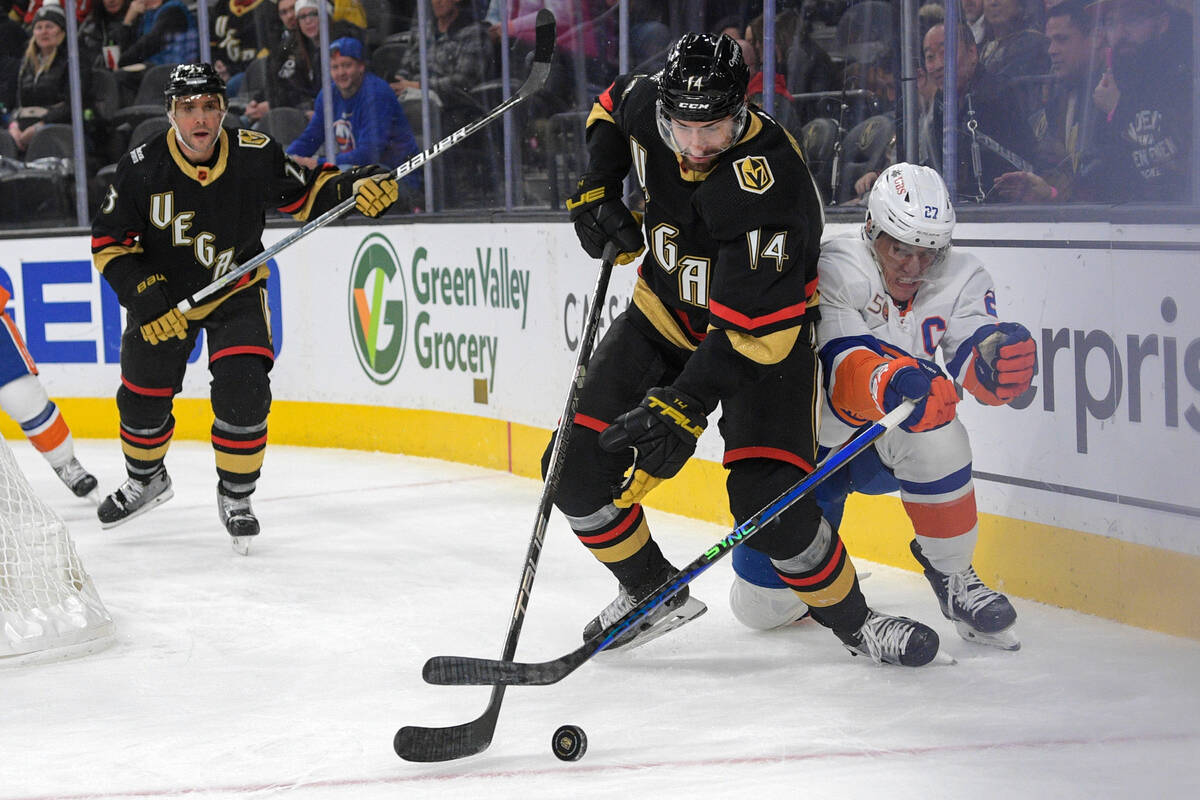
[655,100,747,161]
[169,93,227,117]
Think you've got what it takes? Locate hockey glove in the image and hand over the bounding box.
[127,273,188,345]
[353,172,400,218]
[967,322,1037,405]
[566,178,644,265]
[873,357,958,432]
[598,386,707,508]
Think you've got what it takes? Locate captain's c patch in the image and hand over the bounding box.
[734,156,774,194]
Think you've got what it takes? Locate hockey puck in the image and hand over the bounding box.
[551,724,587,761]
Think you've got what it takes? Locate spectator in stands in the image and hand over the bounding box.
[210,0,275,98]
[286,36,420,204]
[919,20,1038,201]
[964,0,986,43]
[17,0,92,27]
[1080,0,1192,201]
[241,0,300,125]
[261,0,351,117]
[117,0,199,68]
[7,2,93,153]
[0,1,28,113]
[745,8,835,127]
[625,0,671,71]
[389,0,493,127]
[79,0,132,69]
[978,0,1050,116]
[993,0,1104,202]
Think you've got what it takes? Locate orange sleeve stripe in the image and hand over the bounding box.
[830,348,887,422]
[903,490,978,539]
[28,415,70,454]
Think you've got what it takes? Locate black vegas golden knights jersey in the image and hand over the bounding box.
[91,127,358,321]
[582,74,824,407]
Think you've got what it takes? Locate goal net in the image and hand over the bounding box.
[0,434,113,661]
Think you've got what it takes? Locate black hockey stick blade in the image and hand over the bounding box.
[422,401,916,687]
[393,687,503,762]
[516,9,556,99]
[393,240,615,763]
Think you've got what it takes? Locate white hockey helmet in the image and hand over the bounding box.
[864,163,955,251]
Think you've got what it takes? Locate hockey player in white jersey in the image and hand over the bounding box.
[731,164,1035,650]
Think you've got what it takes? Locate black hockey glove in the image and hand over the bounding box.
[566,178,644,264]
[598,386,707,508]
[126,273,188,345]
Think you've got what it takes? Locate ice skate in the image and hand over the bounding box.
[97,469,174,529]
[54,458,99,503]
[911,540,1020,650]
[584,570,707,651]
[218,492,259,555]
[837,610,945,667]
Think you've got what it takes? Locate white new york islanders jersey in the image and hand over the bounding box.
[816,231,1003,447]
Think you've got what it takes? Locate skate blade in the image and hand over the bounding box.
[931,649,958,665]
[954,620,1020,651]
[84,488,101,507]
[99,487,175,530]
[844,645,957,667]
[615,596,708,652]
[231,536,252,556]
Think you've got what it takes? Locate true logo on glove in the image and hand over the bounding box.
[565,186,607,210]
[648,395,704,438]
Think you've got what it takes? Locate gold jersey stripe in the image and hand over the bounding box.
[632,278,698,352]
[93,242,144,275]
[724,325,801,365]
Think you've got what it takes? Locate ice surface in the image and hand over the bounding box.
[3,441,1198,799]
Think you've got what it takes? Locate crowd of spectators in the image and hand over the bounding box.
[0,0,1195,226]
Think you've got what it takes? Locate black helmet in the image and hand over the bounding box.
[658,33,749,122]
[164,63,226,110]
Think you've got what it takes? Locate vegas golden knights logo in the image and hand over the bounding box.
[733,156,774,194]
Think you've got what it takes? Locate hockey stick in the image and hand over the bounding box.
[175,8,558,316]
[422,399,916,687]
[393,241,619,762]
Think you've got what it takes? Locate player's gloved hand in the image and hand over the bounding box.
[127,274,188,345]
[598,386,707,507]
[969,322,1037,405]
[873,356,958,432]
[353,172,399,218]
[141,308,188,345]
[566,177,644,265]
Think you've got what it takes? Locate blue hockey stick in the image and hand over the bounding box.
[422,399,916,687]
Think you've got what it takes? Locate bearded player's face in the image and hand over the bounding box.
[170,94,225,161]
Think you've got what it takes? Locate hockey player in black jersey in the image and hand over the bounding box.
[91,63,399,553]
[553,33,942,665]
